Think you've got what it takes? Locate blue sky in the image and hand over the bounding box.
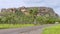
[0,0,60,15]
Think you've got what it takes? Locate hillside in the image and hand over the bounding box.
[0,6,59,17]
[0,6,59,24]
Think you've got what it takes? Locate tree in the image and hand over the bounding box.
[29,8,38,24]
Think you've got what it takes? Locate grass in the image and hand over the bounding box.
[42,24,60,34]
[0,24,35,29]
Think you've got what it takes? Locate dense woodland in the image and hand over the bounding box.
[0,7,59,24]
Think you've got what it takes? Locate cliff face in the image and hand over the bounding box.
[36,7,58,17]
[0,7,59,17]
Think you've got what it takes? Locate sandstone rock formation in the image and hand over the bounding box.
[0,7,59,17]
[37,7,58,17]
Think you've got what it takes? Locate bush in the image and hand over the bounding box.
[0,9,59,24]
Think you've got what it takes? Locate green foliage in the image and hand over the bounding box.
[43,24,60,34]
[0,11,34,24]
[0,24,34,29]
[29,8,38,16]
[36,16,59,24]
[0,8,59,24]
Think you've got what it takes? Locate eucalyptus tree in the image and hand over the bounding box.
[29,8,38,24]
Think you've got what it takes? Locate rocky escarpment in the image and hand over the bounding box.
[0,7,59,17]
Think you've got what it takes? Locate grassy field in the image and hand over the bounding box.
[0,24,35,29]
[42,24,60,34]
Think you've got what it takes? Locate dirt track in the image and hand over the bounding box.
[0,24,58,34]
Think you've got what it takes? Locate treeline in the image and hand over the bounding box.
[0,9,59,24]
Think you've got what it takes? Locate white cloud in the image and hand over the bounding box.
[0,0,60,15]
[0,0,25,8]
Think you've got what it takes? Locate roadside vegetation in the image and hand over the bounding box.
[42,24,60,34]
[0,24,35,29]
[0,8,59,29]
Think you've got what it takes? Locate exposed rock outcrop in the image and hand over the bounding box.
[0,7,59,17]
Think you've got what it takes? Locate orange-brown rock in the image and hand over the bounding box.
[0,6,59,17]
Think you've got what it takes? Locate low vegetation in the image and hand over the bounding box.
[0,24,35,29]
[42,24,60,34]
[0,8,59,29]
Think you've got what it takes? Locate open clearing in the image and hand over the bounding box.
[42,24,60,34]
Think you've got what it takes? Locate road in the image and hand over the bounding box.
[0,24,58,34]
